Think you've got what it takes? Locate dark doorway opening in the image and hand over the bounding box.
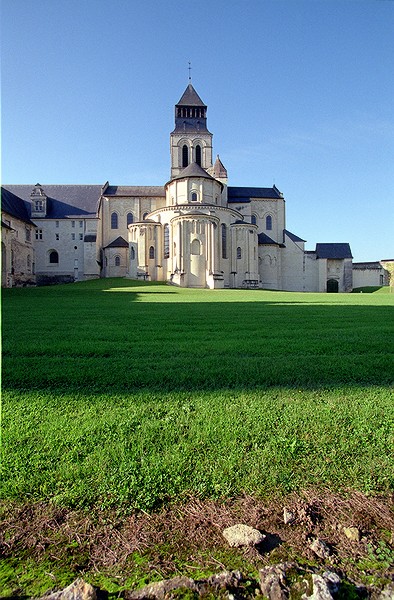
[327,279,339,293]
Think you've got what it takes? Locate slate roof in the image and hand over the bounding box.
[315,243,353,259]
[1,187,35,225]
[171,162,216,181]
[258,232,279,245]
[284,229,306,243]
[352,261,381,270]
[3,185,101,218]
[104,186,165,197]
[228,186,283,203]
[176,84,206,107]
[104,236,129,249]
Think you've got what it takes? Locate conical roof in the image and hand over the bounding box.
[172,162,215,181]
[176,84,206,107]
[212,155,228,178]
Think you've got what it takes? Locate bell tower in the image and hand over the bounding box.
[170,83,213,179]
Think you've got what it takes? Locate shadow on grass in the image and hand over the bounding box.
[2,280,393,395]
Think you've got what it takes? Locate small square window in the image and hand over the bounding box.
[56,221,59,228]
[55,233,60,240]
[35,229,43,240]
[72,221,75,228]
[71,233,75,240]
[79,233,83,240]
[79,221,83,227]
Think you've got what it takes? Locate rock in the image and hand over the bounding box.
[376,582,394,599]
[125,571,244,600]
[309,538,331,559]
[302,574,334,600]
[222,523,265,547]
[259,564,288,599]
[38,578,97,600]
[343,526,360,542]
[283,507,296,525]
[205,570,243,589]
[125,575,197,599]
[322,571,341,595]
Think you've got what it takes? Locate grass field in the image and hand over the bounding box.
[2,279,394,513]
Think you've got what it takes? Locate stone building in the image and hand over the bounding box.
[2,82,382,292]
[1,188,36,287]
[353,261,391,288]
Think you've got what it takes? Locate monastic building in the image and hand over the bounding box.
[3,83,386,292]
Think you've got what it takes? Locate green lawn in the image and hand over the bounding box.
[2,279,394,511]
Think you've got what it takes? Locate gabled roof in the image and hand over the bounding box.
[228,186,283,203]
[1,187,35,225]
[171,162,216,181]
[315,243,353,259]
[3,185,101,218]
[176,84,206,107]
[284,229,306,243]
[258,232,279,245]
[1,220,14,230]
[104,236,128,249]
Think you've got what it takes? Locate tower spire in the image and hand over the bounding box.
[188,61,192,82]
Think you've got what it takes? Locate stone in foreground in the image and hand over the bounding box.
[38,578,97,600]
[309,537,331,559]
[222,523,265,547]
[343,526,361,542]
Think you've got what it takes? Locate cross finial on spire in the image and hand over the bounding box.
[188,61,192,82]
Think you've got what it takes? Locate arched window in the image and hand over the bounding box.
[191,239,201,255]
[142,212,149,220]
[266,215,272,230]
[182,144,189,167]
[195,145,202,166]
[149,246,155,259]
[127,212,134,226]
[164,224,170,259]
[49,250,59,264]
[221,224,227,259]
[130,247,135,260]
[237,247,242,259]
[115,256,120,267]
[191,192,198,202]
[251,214,257,225]
[111,212,118,229]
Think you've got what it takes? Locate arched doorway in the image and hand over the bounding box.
[327,279,339,293]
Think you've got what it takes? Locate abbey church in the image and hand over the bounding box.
[2,83,388,291]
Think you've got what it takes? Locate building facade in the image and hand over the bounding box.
[2,83,386,292]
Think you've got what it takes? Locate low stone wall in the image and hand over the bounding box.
[36,274,75,286]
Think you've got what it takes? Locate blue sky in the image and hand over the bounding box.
[2,0,393,262]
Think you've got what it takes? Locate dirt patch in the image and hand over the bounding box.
[1,489,393,597]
